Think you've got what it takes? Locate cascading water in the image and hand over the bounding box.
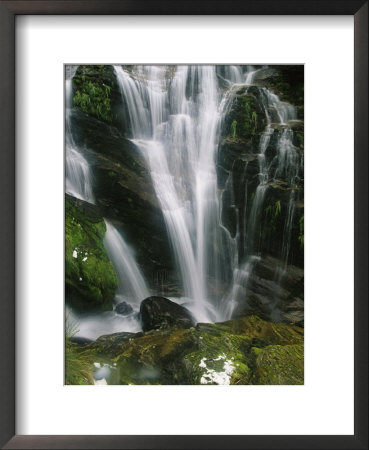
[70,221,150,341]
[103,220,150,305]
[66,66,150,338]
[114,65,235,322]
[65,66,95,203]
[220,74,302,318]
[113,65,302,323]
[67,64,303,337]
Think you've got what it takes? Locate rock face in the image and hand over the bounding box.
[65,194,118,312]
[216,66,304,324]
[234,256,304,327]
[253,66,304,120]
[81,315,303,385]
[140,296,195,332]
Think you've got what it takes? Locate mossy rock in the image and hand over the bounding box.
[252,344,304,384]
[72,65,116,123]
[65,195,118,312]
[82,315,303,385]
[224,88,267,141]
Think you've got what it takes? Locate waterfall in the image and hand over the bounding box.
[103,220,150,305]
[65,66,95,203]
[66,64,302,333]
[222,83,302,316]
[113,65,302,323]
[66,66,150,337]
[114,65,229,322]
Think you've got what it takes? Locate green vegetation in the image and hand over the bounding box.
[65,197,118,312]
[252,344,304,384]
[265,200,282,218]
[83,315,303,385]
[74,79,112,122]
[73,66,116,123]
[231,120,237,139]
[65,313,94,385]
[241,96,258,137]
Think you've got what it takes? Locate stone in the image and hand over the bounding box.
[140,296,195,332]
[81,314,303,385]
[115,301,134,316]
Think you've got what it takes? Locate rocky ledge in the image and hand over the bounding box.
[70,297,304,386]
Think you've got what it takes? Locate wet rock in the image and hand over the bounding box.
[234,256,304,327]
[82,315,303,385]
[69,109,177,287]
[115,301,134,316]
[140,296,195,332]
[65,194,118,312]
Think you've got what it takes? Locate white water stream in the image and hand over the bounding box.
[65,67,95,203]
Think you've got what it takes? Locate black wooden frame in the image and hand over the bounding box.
[0,1,367,449]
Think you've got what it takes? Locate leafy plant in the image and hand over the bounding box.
[274,200,281,217]
[251,111,258,134]
[73,78,112,122]
[231,120,237,139]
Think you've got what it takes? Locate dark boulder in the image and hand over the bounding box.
[140,296,195,332]
[115,301,134,316]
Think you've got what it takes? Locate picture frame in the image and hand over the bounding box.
[0,1,367,448]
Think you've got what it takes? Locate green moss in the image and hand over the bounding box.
[252,344,304,385]
[81,315,304,385]
[73,66,114,123]
[226,91,266,141]
[65,197,118,311]
[239,95,260,138]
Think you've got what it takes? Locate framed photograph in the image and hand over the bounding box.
[0,1,367,449]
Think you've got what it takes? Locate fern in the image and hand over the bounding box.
[231,120,237,139]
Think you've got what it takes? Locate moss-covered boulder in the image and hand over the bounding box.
[80,315,303,385]
[72,65,131,132]
[73,65,115,123]
[65,194,118,312]
[252,344,304,384]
